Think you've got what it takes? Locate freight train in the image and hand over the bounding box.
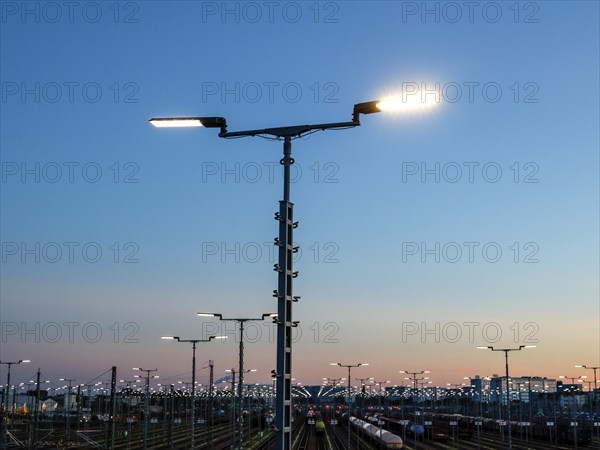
[348,416,403,449]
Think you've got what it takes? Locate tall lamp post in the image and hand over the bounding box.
[575,364,600,449]
[576,365,599,392]
[477,345,535,450]
[400,370,430,450]
[59,378,76,441]
[373,380,390,449]
[446,383,465,448]
[356,377,374,417]
[161,335,227,450]
[197,312,274,450]
[323,377,344,422]
[559,375,586,450]
[149,97,433,450]
[1,359,30,450]
[227,368,256,448]
[133,368,159,450]
[465,376,484,450]
[330,362,368,450]
[225,369,237,447]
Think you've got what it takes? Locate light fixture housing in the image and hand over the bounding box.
[149,117,227,132]
[352,101,382,122]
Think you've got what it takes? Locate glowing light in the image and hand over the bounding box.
[377,94,439,113]
[149,118,204,128]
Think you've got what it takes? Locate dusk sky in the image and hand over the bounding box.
[1,1,598,391]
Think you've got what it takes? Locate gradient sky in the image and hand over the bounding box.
[1,1,598,391]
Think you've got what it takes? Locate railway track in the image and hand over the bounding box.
[4,419,270,450]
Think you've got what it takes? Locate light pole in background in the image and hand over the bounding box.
[197,312,274,450]
[133,368,158,450]
[464,376,484,449]
[576,364,600,450]
[323,377,344,422]
[446,383,465,448]
[161,335,227,450]
[149,96,437,450]
[1,359,30,450]
[225,369,237,448]
[356,377,374,416]
[330,362,368,450]
[576,365,599,392]
[227,368,256,448]
[373,380,390,450]
[59,378,76,441]
[477,345,535,450]
[400,370,430,450]
[559,375,586,450]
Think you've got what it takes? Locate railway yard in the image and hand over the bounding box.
[3,408,599,450]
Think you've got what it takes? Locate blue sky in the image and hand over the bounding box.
[1,1,598,388]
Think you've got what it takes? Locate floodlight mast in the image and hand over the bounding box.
[150,102,383,450]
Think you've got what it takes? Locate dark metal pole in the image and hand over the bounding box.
[144,375,149,450]
[169,385,174,450]
[108,367,117,450]
[504,351,512,450]
[64,379,75,442]
[192,342,197,450]
[347,367,351,450]
[2,364,11,450]
[32,369,40,450]
[230,369,236,449]
[276,136,294,450]
[209,361,214,450]
[238,322,244,450]
[137,369,157,450]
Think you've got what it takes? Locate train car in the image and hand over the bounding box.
[315,420,325,436]
[349,416,403,449]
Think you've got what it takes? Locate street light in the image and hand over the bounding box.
[575,365,599,391]
[133,368,159,450]
[197,312,274,450]
[373,380,391,449]
[576,364,600,446]
[331,362,368,450]
[161,335,227,450]
[59,378,77,441]
[227,368,256,447]
[400,371,430,450]
[1,359,30,450]
[477,345,535,450]
[559,375,586,449]
[150,97,434,450]
[558,375,586,386]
